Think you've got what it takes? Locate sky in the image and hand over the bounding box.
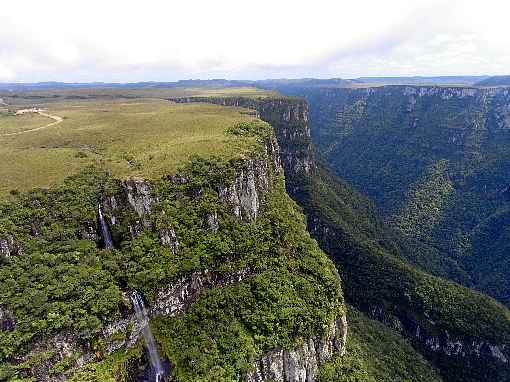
[1,0,509,82]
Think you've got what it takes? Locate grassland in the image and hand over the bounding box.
[0,92,270,196]
[0,112,53,135]
[0,86,277,106]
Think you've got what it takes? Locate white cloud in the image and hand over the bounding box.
[0,0,509,81]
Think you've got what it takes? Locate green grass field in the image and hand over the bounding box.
[0,112,53,135]
[0,89,273,196]
[0,86,277,106]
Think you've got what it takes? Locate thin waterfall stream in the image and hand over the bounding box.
[130,291,165,382]
[98,204,114,249]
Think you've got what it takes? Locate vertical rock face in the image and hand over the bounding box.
[257,99,314,178]
[170,96,315,197]
[124,179,154,215]
[0,235,22,258]
[159,227,179,252]
[15,332,94,382]
[246,315,347,382]
[218,159,265,221]
[123,177,156,228]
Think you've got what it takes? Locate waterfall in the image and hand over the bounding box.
[98,204,114,249]
[131,291,165,382]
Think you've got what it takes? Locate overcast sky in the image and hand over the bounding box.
[1,0,509,82]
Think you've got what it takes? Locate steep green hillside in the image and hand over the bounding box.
[174,95,510,382]
[295,162,510,382]
[274,85,510,308]
[319,306,443,382]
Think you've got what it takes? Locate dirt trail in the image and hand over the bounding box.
[0,111,63,137]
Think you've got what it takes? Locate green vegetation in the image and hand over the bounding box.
[0,112,51,135]
[232,91,510,381]
[68,344,144,382]
[0,114,343,381]
[0,86,277,107]
[390,160,455,244]
[0,98,263,196]
[285,85,510,308]
[289,162,510,344]
[318,306,442,382]
[285,156,510,382]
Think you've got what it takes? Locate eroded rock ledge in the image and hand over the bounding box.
[247,315,347,382]
[368,304,509,364]
[103,266,253,354]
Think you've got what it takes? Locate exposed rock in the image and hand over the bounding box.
[104,267,253,353]
[30,222,40,237]
[168,175,189,184]
[80,221,99,242]
[159,227,179,253]
[170,96,310,183]
[16,331,93,382]
[102,179,158,239]
[123,178,156,227]
[266,134,283,175]
[246,315,347,382]
[367,304,510,365]
[103,195,119,226]
[206,211,219,231]
[0,306,16,331]
[218,159,264,221]
[0,235,23,258]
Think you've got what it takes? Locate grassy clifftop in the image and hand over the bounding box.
[0,90,277,196]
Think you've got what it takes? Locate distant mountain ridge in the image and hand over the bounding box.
[2,75,506,92]
[476,75,510,87]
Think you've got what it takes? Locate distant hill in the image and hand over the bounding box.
[475,75,510,87]
[257,78,355,88]
[0,76,498,92]
[354,76,489,86]
[0,79,255,92]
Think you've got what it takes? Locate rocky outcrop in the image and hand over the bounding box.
[0,306,15,331]
[80,221,99,241]
[0,235,23,258]
[99,132,281,248]
[123,178,155,227]
[368,304,509,365]
[14,331,94,382]
[247,315,347,382]
[103,266,253,354]
[159,227,179,252]
[218,158,269,221]
[10,265,255,381]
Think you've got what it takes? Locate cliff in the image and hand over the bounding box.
[0,114,345,382]
[272,85,510,310]
[175,94,510,382]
